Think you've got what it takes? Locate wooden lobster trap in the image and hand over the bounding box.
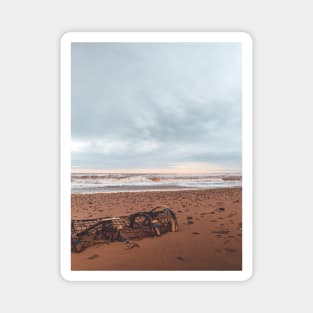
[71,206,178,252]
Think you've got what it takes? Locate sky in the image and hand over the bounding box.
[71,42,242,172]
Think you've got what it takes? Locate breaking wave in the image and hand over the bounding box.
[71,173,242,194]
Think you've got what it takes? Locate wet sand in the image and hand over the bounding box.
[71,188,242,271]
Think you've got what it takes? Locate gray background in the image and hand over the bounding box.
[0,0,312,312]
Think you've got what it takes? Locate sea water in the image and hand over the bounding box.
[71,172,242,194]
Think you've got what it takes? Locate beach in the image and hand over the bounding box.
[71,187,242,271]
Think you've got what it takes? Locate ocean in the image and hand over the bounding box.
[71,172,242,194]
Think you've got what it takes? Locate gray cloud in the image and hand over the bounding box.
[71,42,241,170]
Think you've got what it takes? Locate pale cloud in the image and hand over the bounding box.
[71,139,90,153]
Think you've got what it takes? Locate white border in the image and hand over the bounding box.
[60,32,253,282]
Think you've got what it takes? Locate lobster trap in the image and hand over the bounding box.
[71,206,178,252]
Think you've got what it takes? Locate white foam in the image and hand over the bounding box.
[71,173,242,193]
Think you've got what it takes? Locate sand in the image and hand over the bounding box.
[71,188,242,271]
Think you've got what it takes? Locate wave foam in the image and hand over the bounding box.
[71,173,242,193]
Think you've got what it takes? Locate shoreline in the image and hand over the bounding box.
[71,185,242,195]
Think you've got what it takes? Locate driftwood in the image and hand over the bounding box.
[71,206,178,252]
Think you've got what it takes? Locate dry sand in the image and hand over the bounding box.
[71,188,242,271]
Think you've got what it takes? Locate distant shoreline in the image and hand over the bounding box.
[71,168,242,175]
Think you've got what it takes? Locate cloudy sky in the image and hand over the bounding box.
[71,42,242,172]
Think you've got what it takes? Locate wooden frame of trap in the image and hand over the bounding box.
[71,206,178,252]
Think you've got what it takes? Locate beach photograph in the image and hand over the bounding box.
[69,38,243,271]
